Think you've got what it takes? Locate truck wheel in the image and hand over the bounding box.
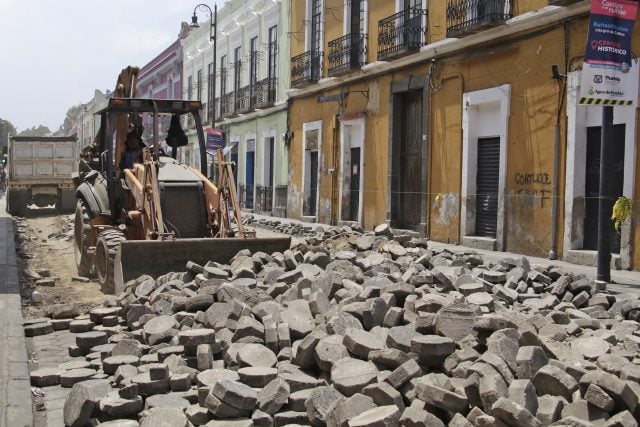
[7,189,27,217]
[95,229,126,294]
[74,200,94,277]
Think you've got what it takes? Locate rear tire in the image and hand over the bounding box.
[7,189,27,217]
[95,229,125,294]
[74,200,94,277]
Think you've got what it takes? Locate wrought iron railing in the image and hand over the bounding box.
[220,92,235,118]
[236,86,252,114]
[328,33,368,77]
[274,185,288,214]
[446,0,512,38]
[378,8,427,61]
[240,184,254,210]
[291,50,322,88]
[256,186,273,213]
[254,78,277,109]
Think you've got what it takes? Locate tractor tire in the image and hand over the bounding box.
[95,229,126,294]
[74,199,94,277]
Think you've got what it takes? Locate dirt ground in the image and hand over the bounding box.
[15,207,108,319]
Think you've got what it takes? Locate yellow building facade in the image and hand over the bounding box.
[287,0,640,270]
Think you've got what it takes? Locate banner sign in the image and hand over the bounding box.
[206,129,224,154]
[579,0,639,106]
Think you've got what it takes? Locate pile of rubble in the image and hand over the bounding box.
[28,225,640,426]
[244,215,362,238]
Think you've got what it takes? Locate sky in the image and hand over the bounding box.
[0,0,222,133]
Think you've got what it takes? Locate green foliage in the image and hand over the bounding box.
[17,125,52,137]
[0,118,17,147]
[611,196,633,232]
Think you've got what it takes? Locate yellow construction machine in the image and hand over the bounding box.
[74,67,290,293]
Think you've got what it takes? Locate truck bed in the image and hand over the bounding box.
[9,136,77,182]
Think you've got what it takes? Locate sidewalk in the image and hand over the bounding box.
[248,212,640,296]
[0,194,33,427]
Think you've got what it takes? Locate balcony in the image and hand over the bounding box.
[446,0,513,38]
[220,92,235,118]
[377,8,427,61]
[236,86,253,114]
[291,50,322,88]
[328,33,368,77]
[254,78,277,109]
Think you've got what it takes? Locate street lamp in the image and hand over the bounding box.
[190,3,218,177]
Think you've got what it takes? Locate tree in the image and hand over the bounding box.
[61,104,84,136]
[0,118,17,148]
[17,125,52,137]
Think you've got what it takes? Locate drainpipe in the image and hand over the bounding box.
[549,122,560,260]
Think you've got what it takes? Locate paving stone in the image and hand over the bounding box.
[347,405,401,427]
[305,385,345,426]
[211,379,258,410]
[99,392,144,418]
[344,327,385,359]
[410,335,456,367]
[63,379,112,427]
[140,407,189,427]
[237,343,277,368]
[30,367,63,387]
[533,364,579,401]
[60,368,98,388]
[331,357,379,396]
[257,377,290,415]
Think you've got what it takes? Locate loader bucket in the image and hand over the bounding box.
[113,237,291,294]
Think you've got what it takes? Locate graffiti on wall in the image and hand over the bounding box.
[513,172,552,209]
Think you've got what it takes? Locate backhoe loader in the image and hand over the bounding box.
[74,67,290,293]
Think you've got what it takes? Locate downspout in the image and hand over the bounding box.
[426,65,464,243]
[549,22,570,260]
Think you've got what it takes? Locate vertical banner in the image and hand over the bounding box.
[206,128,225,154]
[579,0,639,106]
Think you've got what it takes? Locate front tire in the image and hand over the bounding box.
[74,200,94,277]
[95,229,126,294]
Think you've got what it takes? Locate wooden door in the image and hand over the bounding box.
[397,91,422,229]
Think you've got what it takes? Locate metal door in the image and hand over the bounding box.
[309,151,318,216]
[475,137,500,237]
[397,90,422,229]
[584,125,625,253]
[349,147,361,221]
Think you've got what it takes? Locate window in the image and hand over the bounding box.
[234,46,242,94]
[197,69,203,101]
[220,55,227,95]
[249,36,258,88]
[310,0,323,53]
[187,75,193,100]
[268,26,278,82]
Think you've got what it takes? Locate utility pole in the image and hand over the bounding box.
[597,106,614,282]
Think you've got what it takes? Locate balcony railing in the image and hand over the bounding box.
[328,33,368,77]
[236,86,253,114]
[254,78,277,109]
[446,0,513,38]
[256,186,273,213]
[378,8,427,61]
[220,92,235,118]
[291,50,322,88]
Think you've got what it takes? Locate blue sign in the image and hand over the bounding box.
[206,129,224,154]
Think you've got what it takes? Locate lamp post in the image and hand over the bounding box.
[190,3,217,173]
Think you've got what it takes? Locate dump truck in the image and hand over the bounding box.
[74,67,290,294]
[6,135,77,216]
